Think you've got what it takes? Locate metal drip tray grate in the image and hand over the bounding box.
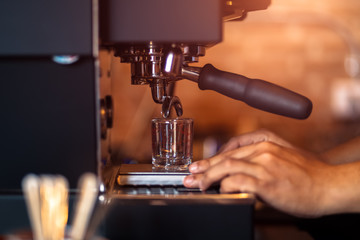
[114,185,219,195]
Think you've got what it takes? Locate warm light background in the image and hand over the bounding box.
[100,0,360,164]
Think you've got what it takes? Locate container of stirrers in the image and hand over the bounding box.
[22,173,100,240]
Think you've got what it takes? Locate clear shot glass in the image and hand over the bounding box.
[151,118,193,171]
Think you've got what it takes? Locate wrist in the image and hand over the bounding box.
[322,163,360,215]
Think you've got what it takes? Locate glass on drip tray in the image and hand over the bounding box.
[151,118,193,171]
[151,95,193,171]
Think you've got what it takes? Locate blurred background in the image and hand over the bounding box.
[100,0,360,166]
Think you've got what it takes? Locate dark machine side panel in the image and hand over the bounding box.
[0,0,97,192]
[0,0,93,56]
[0,58,98,190]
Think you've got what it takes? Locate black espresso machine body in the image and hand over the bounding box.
[0,0,99,232]
[0,0,271,238]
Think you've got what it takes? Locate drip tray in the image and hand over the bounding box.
[109,164,255,205]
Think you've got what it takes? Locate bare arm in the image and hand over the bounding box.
[217,129,294,153]
[321,136,360,165]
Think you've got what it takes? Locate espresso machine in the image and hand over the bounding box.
[0,0,312,238]
[99,1,312,239]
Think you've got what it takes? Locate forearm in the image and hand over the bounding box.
[325,161,360,215]
[321,137,360,165]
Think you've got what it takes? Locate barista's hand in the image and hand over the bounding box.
[183,131,360,217]
[185,129,295,181]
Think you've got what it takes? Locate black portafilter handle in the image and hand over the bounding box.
[195,64,313,119]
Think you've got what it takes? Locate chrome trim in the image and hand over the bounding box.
[108,192,256,205]
[92,0,99,57]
